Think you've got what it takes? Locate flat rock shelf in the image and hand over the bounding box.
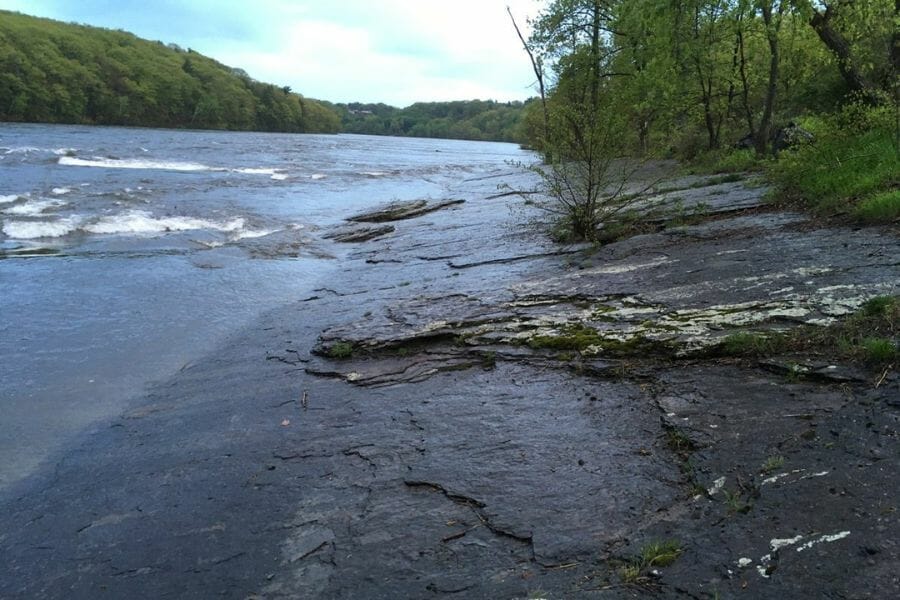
[1,163,897,599]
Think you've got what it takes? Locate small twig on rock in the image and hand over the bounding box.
[874,365,892,389]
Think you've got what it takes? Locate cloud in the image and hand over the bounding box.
[0,0,544,106]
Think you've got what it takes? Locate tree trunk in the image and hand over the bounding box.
[892,1,900,78]
[699,70,718,150]
[638,119,650,156]
[507,8,549,143]
[809,5,878,102]
[756,1,781,156]
[590,0,602,108]
[736,10,756,136]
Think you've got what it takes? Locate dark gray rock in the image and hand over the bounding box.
[774,122,815,155]
[323,223,395,243]
[1,161,896,599]
[347,198,465,223]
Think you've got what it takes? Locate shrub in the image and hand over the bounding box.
[860,295,899,318]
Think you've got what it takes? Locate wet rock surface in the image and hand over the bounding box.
[346,198,466,223]
[1,165,897,599]
[323,223,396,243]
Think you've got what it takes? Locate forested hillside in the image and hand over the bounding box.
[331,100,531,143]
[0,10,340,133]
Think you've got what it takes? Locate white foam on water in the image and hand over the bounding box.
[3,217,82,239]
[51,187,72,195]
[2,198,68,216]
[233,167,277,175]
[231,228,276,240]
[84,210,245,235]
[0,194,21,204]
[194,239,225,249]
[310,174,327,180]
[59,156,220,172]
[53,148,77,155]
[360,171,387,177]
[232,167,288,180]
[4,146,43,155]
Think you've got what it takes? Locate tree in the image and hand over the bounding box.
[755,0,787,155]
[508,6,549,142]
[521,1,660,241]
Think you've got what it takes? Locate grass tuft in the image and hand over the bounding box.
[716,331,786,357]
[760,455,785,475]
[621,540,683,583]
[640,540,682,567]
[327,341,354,359]
[861,337,898,364]
[853,189,900,224]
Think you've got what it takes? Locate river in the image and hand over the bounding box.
[0,123,532,488]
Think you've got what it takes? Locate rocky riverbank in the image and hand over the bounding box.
[1,163,897,599]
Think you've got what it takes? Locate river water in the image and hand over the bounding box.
[0,123,532,488]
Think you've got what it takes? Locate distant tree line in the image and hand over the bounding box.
[0,10,340,133]
[327,99,532,143]
[0,11,534,143]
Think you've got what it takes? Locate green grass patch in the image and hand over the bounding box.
[685,148,765,175]
[860,295,899,318]
[771,120,899,219]
[621,540,683,583]
[861,337,898,364]
[853,189,900,224]
[640,540,682,567]
[706,296,898,370]
[828,296,898,366]
[526,322,670,356]
[327,341,354,359]
[715,331,787,357]
[798,295,899,368]
[760,455,785,475]
[527,323,603,351]
[712,149,760,173]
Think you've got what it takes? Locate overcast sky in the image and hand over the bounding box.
[1,0,544,107]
